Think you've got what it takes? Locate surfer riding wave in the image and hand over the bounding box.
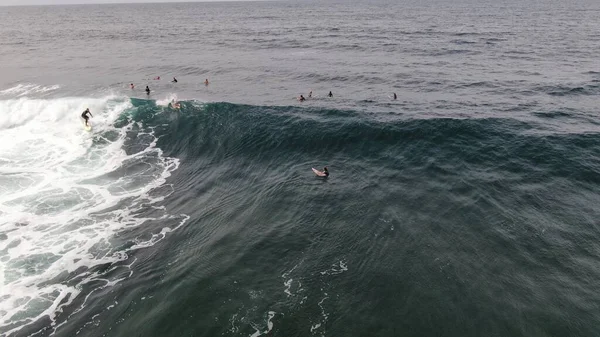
[81,108,93,126]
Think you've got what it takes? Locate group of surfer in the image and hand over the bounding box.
[299,90,334,102]
[94,77,348,178]
[130,77,394,107]
[129,77,210,96]
[81,104,330,177]
[299,91,397,102]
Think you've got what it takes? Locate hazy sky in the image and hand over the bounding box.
[0,0,253,6]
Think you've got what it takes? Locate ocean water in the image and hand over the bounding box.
[1,0,600,336]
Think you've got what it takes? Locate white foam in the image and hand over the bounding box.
[156,93,179,107]
[284,278,293,297]
[310,294,329,335]
[0,94,185,335]
[249,311,275,337]
[319,260,348,276]
[0,84,60,97]
[282,263,299,297]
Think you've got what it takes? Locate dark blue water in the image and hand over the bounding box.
[1,1,600,336]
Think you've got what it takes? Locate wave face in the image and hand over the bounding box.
[86,100,600,337]
[2,95,600,337]
[3,95,600,336]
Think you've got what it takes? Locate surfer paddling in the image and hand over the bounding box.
[312,166,329,177]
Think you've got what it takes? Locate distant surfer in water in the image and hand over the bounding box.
[130,83,134,89]
[312,166,329,177]
[299,95,306,102]
[81,108,93,127]
[204,78,209,86]
[172,77,178,83]
[145,86,150,95]
[328,91,333,98]
[308,91,312,98]
[154,76,160,80]
[393,93,397,100]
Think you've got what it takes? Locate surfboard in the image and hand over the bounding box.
[312,168,326,177]
[84,122,92,131]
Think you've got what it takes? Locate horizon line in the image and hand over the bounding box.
[0,0,282,7]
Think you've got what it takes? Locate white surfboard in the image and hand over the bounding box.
[312,168,326,177]
[84,122,92,131]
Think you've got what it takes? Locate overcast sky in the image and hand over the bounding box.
[0,0,254,6]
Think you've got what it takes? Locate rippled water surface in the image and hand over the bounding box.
[1,1,600,336]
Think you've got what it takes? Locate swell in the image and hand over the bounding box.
[128,100,600,188]
[106,99,600,337]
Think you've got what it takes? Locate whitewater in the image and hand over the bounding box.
[0,85,186,335]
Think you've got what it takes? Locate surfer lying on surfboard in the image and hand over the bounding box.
[312,166,329,177]
[81,108,93,126]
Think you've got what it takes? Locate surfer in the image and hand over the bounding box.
[204,78,209,86]
[81,108,93,127]
[393,93,397,100]
[145,86,150,95]
[154,76,160,80]
[299,95,306,102]
[328,91,333,98]
[172,77,178,83]
[312,166,330,177]
[130,83,134,89]
[308,91,312,98]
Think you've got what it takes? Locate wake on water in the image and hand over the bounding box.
[0,91,187,336]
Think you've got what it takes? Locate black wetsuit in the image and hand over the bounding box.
[145,86,150,95]
[324,169,329,177]
[81,109,92,125]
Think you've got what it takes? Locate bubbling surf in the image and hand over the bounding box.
[0,94,187,336]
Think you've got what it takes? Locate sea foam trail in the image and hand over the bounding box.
[0,95,185,336]
[0,84,60,98]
